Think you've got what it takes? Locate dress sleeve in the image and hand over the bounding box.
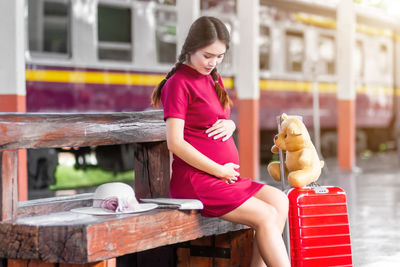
[161,77,190,121]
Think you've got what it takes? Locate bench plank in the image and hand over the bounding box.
[0,209,247,264]
[17,193,93,218]
[0,110,165,150]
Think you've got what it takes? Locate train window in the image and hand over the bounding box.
[378,44,389,75]
[201,0,235,13]
[259,26,270,70]
[219,22,233,70]
[318,35,335,75]
[97,5,132,62]
[354,40,364,78]
[155,9,177,64]
[286,31,304,72]
[27,0,71,57]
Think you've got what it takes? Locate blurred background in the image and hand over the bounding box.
[5,1,399,265]
[22,0,400,194]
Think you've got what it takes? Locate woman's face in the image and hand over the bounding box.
[187,39,226,75]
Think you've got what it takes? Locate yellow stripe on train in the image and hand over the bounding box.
[26,69,165,86]
[26,69,235,89]
[260,80,393,96]
[260,80,337,93]
[294,13,395,38]
[26,69,394,96]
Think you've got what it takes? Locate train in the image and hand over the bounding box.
[24,0,400,187]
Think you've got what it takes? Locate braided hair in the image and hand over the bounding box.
[151,16,232,109]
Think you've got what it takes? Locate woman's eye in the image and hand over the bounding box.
[204,55,211,59]
[218,54,224,59]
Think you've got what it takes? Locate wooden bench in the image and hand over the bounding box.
[0,110,252,267]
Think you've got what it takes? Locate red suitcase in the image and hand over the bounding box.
[275,115,353,266]
[287,186,353,266]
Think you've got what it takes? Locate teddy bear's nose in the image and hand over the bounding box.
[274,135,278,140]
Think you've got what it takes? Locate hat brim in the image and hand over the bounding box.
[70,203,158,215]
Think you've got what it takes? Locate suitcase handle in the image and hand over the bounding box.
[277,115,286,191]
[308,182,329,193]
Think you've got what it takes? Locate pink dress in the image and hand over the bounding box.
[161,64,264,217]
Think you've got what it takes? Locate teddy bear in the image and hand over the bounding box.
[267,113,324,188]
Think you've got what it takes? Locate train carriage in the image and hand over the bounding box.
[24,0,400,186]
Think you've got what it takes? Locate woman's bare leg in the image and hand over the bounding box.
[220,189,290,267]
[251,240,267,267]
[249,185,289,266]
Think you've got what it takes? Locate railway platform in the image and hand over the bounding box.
[260,151,400,267]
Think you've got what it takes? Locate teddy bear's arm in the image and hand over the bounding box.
[271,145,280,154]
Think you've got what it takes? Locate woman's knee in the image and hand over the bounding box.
[255,186,289,212]
[222,196,284,230]
[252,204,280,231]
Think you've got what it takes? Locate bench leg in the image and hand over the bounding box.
[7,259,116,267]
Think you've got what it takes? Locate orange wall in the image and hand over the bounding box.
[0,94,27,201]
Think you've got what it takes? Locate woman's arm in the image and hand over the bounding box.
[166,117,239,183]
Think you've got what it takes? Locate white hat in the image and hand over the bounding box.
[71,182,157,215]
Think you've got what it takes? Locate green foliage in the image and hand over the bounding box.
[379,142,388,152]
[271,153,280,162]
[50,165,134,190]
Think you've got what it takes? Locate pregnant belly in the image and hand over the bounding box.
[187,135,239,165]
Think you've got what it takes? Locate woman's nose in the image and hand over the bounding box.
[209,58,217,66]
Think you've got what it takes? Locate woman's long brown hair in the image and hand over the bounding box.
[151,16,232,109]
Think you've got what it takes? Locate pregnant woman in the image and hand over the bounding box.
[151,16,290,267]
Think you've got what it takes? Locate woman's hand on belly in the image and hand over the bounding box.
[216,162,240,184]
[205,119,236,142]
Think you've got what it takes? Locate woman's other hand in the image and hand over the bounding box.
[218,163,239,184]
[205,119,236,142]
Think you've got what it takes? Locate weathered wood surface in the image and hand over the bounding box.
[17,193,93,218]
[7,258,115,267]
[0,110,165,150]
[0,209,247,264]
[134,142,170,199]
[0,151,18,221]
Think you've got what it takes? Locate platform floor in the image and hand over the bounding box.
[260,151,400,267]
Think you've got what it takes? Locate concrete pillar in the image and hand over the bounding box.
[337,0,356,170]
[237,0,260,180]
[176,0,200,59]
[0,0,27,200]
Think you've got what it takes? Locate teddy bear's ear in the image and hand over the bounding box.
[287,122,302,136]
[280,113,288,123]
